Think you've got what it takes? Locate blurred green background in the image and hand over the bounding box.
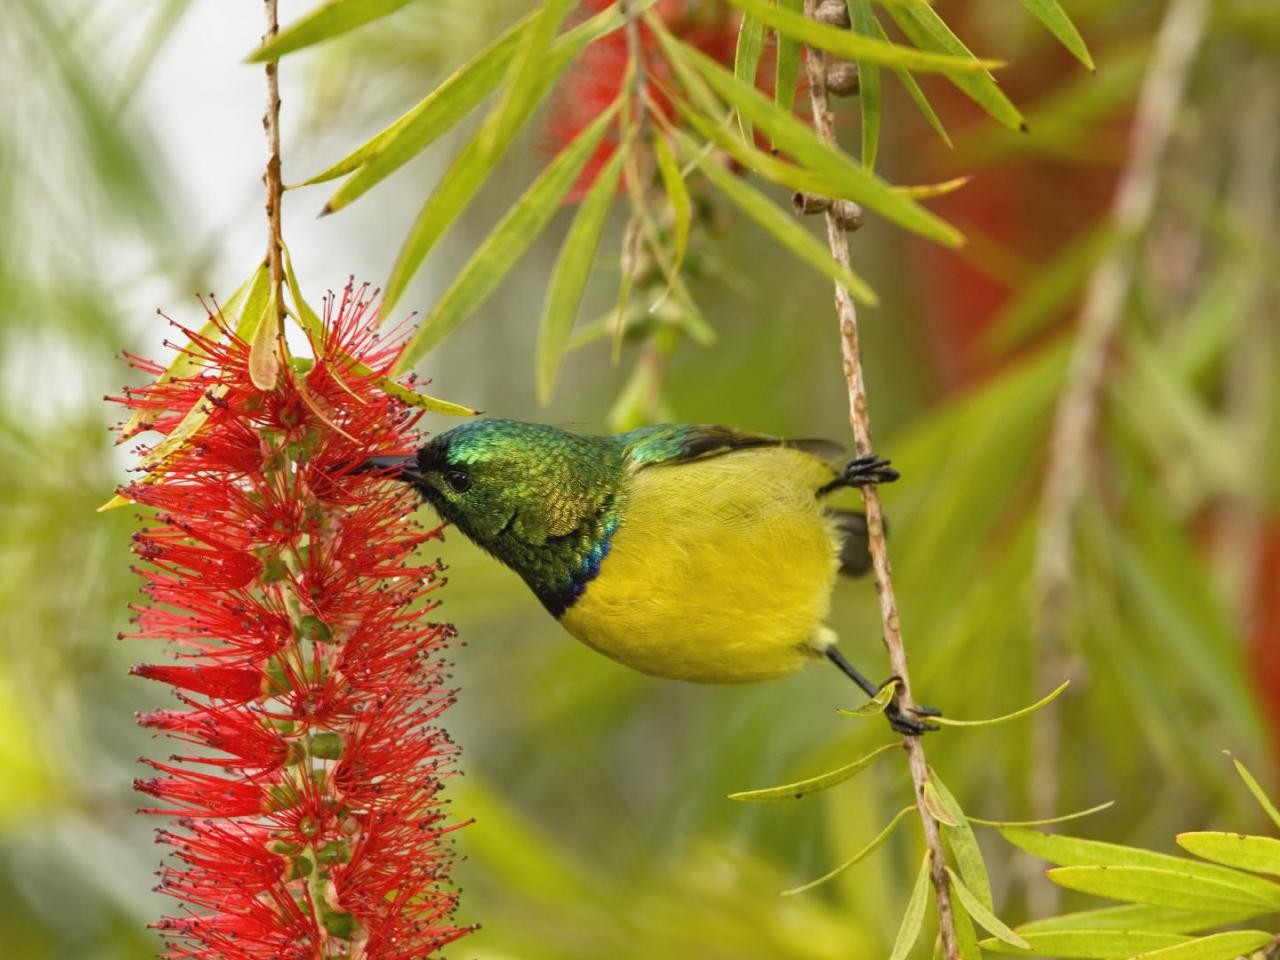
[2,0,1278,956]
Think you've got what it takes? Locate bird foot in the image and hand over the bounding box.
[878,676,941,737]
[844,453,900,488]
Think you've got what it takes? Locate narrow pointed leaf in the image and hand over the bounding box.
[1229,753,1280,831]
[847,0,882,169]
[773,0,803,141]
[303,13,535,190]
[248,296,281,390]
[395,102,619,370]
[725,0,1001,74]
[536,147,626,404]
[838,677,898,716]
[728,742,901,802]
[968,800,1114,828]
[1047,864,1280,912]
[248,0,416,61]
[889,853,931,960]
[1176,832,1280,876]
[1126,931,1273,960]
[781,805,914,896]
[672,129,878,304]
[953,895,984,960]
[653,133,691,277]
[658,32,963,245]
[946,868,1030,950]
[930,680,1069,727]
[1017,0,1093,70]
[733,11,765,143]
[885,3,1024,131]
[932,770,993,911]
[923,781,961,827]
[1019,903,1259,936]
[980,930,1188,957]
[894,175,971,200]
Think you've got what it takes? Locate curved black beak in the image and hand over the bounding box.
[353,454,422,483]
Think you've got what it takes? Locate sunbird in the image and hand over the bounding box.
[366,419,937,735]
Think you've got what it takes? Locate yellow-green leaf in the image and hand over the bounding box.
[885,3,1024,131]
[653,133,691,278]
[1127,930,1273,960]
[733,11,765,143]
[658,31,963,246]
[838,677,898,717]
[725,0,1001,74]
[848,0,881,169]
[671,129,877,304]
[1019,903,1258,936]
[932,770,992,911]
[728,742,901,802]
[1229,752,1280,831]
[946,867,1030,950]
[922,780,961,827]
[889,853,931,960]
[248,296,281,391]
[969,800,1115,828]
[773,0,803,144]
[1047,864,1280,913]
[248,0,416,62]
[395,101,619,371]
[930,680,1069,727]
[536,147,626,404]
[1177,832,1280,876]
[980,930,1188,957]
[782,805,914,896]
[1017,0,1094,70]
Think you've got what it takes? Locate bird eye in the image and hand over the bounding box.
[443,468,472,493]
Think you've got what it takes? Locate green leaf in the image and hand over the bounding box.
[733,11,765,144]
[1229,753,1280,831]
[1127,931,1274,960]
[930,680,1069,727]
[968,800,1115,828]
[889,853,931,960]
[847,1,882,169]
[946,867,1030,950]
[1177,832,1280,876]
[1017,0,1094,70]
[1019,903,1259,936]
[952,893,984,960]
[1047,864,1280,913]
[381,11,623,314]
[247,0,417,62]
[884,3,1024,131]
[918,783,958,830]
[653,133,691,278]
[248,294,281,390]
[728,742,902,802]
[670,129,878,304]
[981,930,1188,958]
[931,771,992,911]
[394,101,619,371]
[659,33,963,246]
[773,0,804,144]
[1002,828,1280,907]
[725,0,1001,74]
[536,147,625,404]
[781,805,914,896]
[837,677,898,717]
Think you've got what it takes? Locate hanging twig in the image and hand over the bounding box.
[262,0,285,329]
[800,4,958,957]
[1028,0,1209,915]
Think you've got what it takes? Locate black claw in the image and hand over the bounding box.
[845,453,900,487]
[911,704,943,718]
[880,676,939,737]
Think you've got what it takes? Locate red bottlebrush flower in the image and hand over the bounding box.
[546,0,751,199]
[115,284,471,958]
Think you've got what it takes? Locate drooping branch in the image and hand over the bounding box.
[800,4,959,957]
[1027,0,1209,914]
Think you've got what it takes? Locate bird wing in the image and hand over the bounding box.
[621,424,843,471]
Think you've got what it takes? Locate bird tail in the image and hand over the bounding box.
[828,509,886,578]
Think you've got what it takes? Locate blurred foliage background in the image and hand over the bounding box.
[2,0,1278,956]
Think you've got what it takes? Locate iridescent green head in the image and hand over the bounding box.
[406,419,627,614]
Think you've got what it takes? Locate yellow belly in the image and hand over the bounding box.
[558,447,840,683]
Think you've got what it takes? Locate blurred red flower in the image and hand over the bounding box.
[114,285,471,959]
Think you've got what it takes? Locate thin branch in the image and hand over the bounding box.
[1027,0,1209,914]
[800,5,958,958]
[262,0,285,330]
